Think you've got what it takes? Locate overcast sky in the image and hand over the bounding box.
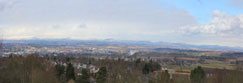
[0,0,243,47]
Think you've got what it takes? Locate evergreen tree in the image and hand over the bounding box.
[55,64,65,78]
[66,63,75,81]
[135,58,141,67]
[190,66,205,83]
[151,62,161,72]
[96,67,107,83]
[66,57,70,62]
[142,63,151,75]
[142,62,161,75]
[76,69,90,83]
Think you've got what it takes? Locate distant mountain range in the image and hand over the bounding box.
[3,38,243,52]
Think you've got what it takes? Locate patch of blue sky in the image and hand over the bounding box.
[161,0,243,24]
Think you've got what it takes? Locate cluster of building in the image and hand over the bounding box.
[52,60,100,76]
[73,63,100,75]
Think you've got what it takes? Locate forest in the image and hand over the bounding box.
[0,54,243,83]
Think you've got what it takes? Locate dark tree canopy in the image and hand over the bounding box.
[76,69,90,83]
[66,63,75,81]
[143,63,152,75]
[142,62,161,75]
[55,64,65,78]
[190,66,205,83]
[96,66,107,83]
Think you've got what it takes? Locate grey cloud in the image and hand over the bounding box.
[0,0,16,11]
[51,23,87,29]
[228,0,243,8]
[78,24,87,29]
[52,24,61,29]
[1,0,197,27]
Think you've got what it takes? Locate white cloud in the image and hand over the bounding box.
[0,0,197,41]
[182,10,243,35]
[181,10,243,46]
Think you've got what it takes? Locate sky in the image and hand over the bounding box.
[0,0,243,47]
